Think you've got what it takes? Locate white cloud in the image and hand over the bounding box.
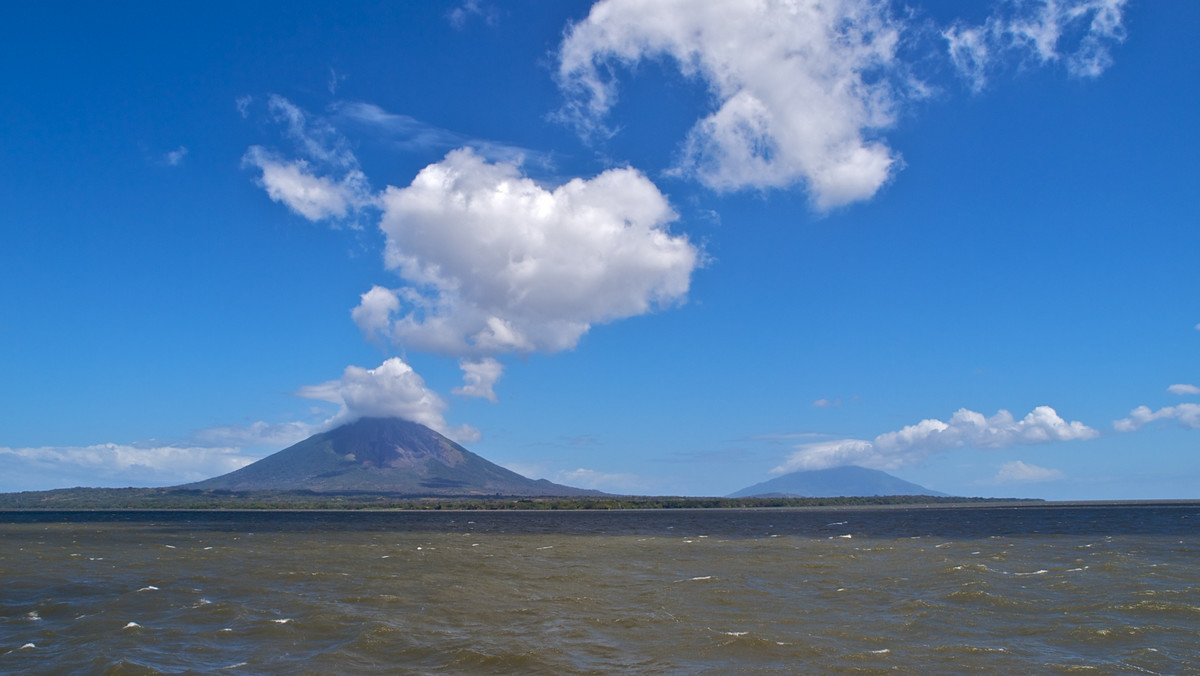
[813,397,843,408]
[0,443,257,491]
[192,420,316,449]
[357,148,700,356]
[328,67,346,96]
[994,460,1064,483]
[242,146,371,222]
[1114,403,1200,433]
[558,0,911,209]
[351,285,401,343]
[242,96,375,224]
[266,95,356,168]
[448,0,497,30]
[1167,384,1200,396]
[453,357,504,403]
[295,357,479,442]
[945,0,1127,91]
[333,101,553,170]
[162,146,188,167]
[554,468,641,493]
[774,405,1097,473]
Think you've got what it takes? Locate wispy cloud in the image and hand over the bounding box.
[0,443,258,491]
[1114,403,1200,432]
[332,101,554,170]
[241,95,375,225]
[447,0,497,30]
[161,146,188,167]
[554,467,643,493]
[191,420,316,449]
[1167,384,1200,396]
[944,0,1128,91]
[992,460,1064,483]
[774,406,1097,473]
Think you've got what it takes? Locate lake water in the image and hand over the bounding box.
[2,504,1199,674]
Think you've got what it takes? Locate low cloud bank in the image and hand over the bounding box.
[774,405,1097,473]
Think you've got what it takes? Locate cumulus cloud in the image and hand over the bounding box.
[355,148,700,356]
[351,285,401,343]
[1167,384,1200,396]
[0,443,257,491]
[993,460,1064,483]
[295,357,479,442]
[944,0,1127,91]
[1113,404,1200,433]
[558,0,912,208]
[774,406,1097,473]
[453,357,504,402]
[242,95,374,224]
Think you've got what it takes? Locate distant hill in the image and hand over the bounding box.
[184,417,599,497]
[728,466,945,498]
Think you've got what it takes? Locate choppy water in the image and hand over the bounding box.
[2,504,1199,674]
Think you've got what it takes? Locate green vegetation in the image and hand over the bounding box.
[0,487,1033,511]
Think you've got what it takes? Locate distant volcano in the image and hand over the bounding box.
[185,417,598,497]
[728,466,945,498]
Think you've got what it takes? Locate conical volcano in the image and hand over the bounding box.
[185,417,596,496]
[728,466,945,498]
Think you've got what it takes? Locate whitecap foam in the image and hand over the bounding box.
[19,643,36,650]
[271,618,292,624]
[1012,569,1049,576]
[123,622,141,630]
[137,585,159,592]
[26,611,41,621]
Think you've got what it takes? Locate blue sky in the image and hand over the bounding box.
[2,0,1197,499]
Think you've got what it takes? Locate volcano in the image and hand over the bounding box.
[728,466,945,498]
[185,417,597,496]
